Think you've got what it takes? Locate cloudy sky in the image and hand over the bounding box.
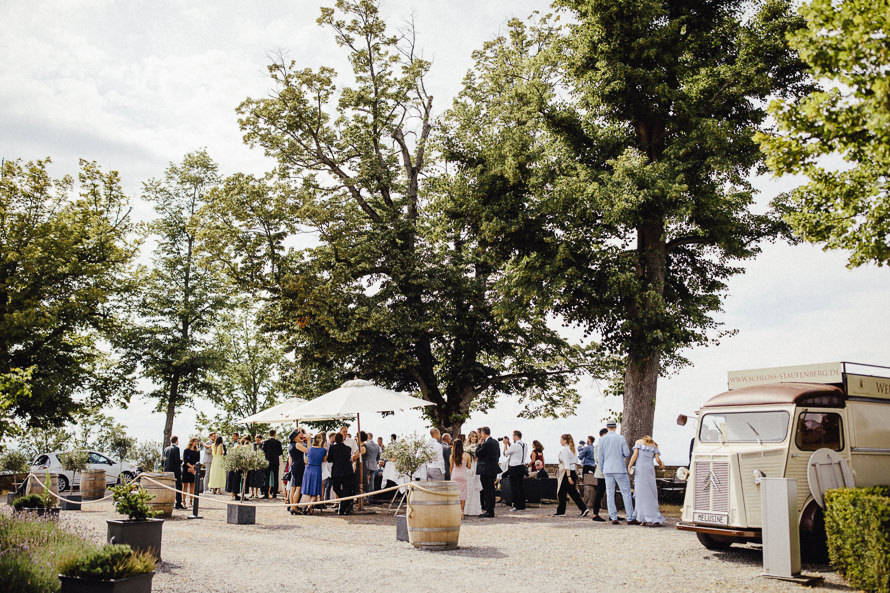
[4,0,888,464]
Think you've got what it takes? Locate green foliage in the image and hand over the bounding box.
[115,150,230,446]
[0,509,98,593]
[109,482,160,521]
[57,544,155,580]
[12,493,50,510]
[57,449,89,473]
[825,487,890,593]
[0,158,138,430]
[214,0,592,436]
[0,367,32,445]
[222,445,269,473]
[131,440,162,473]
[384,433,436,477]
[0,449,30,473]
[107,428,136,462]
[757,0,890,267]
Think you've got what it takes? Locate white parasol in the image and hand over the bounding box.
[238,397,340,424]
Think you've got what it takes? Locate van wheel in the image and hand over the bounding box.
[697,532,733,550]
[799,500,829,563]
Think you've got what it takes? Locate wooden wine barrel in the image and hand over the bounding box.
[139,472,176,517]
[80,469,107,500]
[406,480,461,550]
[26,473,59,502]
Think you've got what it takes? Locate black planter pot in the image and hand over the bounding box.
[226,503,255,525]
[62,495,82,511]
[6,493,14,506]
[106,519,164,561]
[59,571,154,593]
[395,514,408,542]
[18,507,60,518]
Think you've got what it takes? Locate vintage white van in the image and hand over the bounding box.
[676,362,890,556]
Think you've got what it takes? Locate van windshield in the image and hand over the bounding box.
[699,411,790,443]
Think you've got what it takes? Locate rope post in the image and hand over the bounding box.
[188,463,203,520]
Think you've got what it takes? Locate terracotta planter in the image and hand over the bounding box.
[59,571,154,593]
[226,503,255,525]
[106,518,164,561]
[62,494,82,511]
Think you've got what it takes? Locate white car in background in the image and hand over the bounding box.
[30,451,138,492]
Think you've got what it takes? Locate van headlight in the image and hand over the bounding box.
[676,467,689,481]
[752,469,765,485]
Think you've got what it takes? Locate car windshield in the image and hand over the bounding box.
[699,410,790,443]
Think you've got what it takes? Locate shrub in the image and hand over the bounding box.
[0,449,30,473]
[58,544,155,580]
[384,433,436,477]
[824,486,890,593]
[131,440,162,473]
[58,449,89,473]
[109,482,160,521]
[0,511,96,593]
[12,493,50,510]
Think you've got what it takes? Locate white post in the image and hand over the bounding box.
[760,477,801,578]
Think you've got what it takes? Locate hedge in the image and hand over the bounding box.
[824,486,890,593]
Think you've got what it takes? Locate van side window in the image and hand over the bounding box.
[795,412,843,451]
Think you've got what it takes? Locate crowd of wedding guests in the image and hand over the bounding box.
[163,421,667,525]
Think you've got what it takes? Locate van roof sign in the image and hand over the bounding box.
[727,362,844,390]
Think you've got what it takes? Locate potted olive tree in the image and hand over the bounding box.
[1,449,30,505]
[58,543,156,593]
[384,433,436,541]
[108,429,136,483]
[222,446,268,524]
[106,482,163,560]
[58,449,89,510]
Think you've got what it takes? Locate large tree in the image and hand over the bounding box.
[756,0,890,267]
[214,0,593,436]
[462,1,811,444]
[118,151,229,447]
[0,158,137,430]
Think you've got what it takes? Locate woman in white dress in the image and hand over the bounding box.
[627,435,666,526]
[463,430,483,516]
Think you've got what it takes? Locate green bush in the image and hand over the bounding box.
[0,511,96,593]
[12,493,50,510]
[824,486,890,593]
[109,482,160,520]
[0,449,30,473]
[57,544,155,580]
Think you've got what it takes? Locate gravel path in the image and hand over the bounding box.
[61,496,851,593]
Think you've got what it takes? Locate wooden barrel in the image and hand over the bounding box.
[139,472,175,517]
[26,473,59,503]
[80,469,107,500]
[406,480,461,550]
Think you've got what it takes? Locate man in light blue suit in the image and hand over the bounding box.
[595,421,639,525]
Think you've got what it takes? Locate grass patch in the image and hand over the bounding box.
[0,511,98,593]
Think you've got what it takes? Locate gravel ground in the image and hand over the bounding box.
[59,495,851,593]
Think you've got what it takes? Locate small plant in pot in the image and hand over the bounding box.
[58,449,89,510]
[2,449,30,504]
[222,446,268,524]
[106,482,164,561]
[58,543,156,593]
[13,472,60,517]
[384,433,436,542]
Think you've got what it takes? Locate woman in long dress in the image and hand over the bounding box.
[299,433,326,514]
[449,439,472,516]
[463,430,483,516]
[627,435,666,526]
[207,436,227,493]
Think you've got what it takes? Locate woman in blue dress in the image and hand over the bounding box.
[627,435,666,526]
[299,433,326,514]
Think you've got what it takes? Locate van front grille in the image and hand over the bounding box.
[694,460,729,513]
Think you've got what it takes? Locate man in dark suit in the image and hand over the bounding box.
[163,436,185,509]
[475,426,500,518]
[261,429,283,499]
[328,433,357,515]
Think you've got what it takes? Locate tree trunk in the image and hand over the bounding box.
[162,373,180,449]
[621,351,660,448]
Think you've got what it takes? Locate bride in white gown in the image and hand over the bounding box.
[463,431,483,516]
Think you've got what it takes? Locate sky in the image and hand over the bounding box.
[3,0,889,465]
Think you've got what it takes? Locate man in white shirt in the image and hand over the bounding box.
[503,430,528,511]
[425,428,445,480]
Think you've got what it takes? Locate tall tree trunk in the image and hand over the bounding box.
[162,373,180,448]
[622,351,660,447]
